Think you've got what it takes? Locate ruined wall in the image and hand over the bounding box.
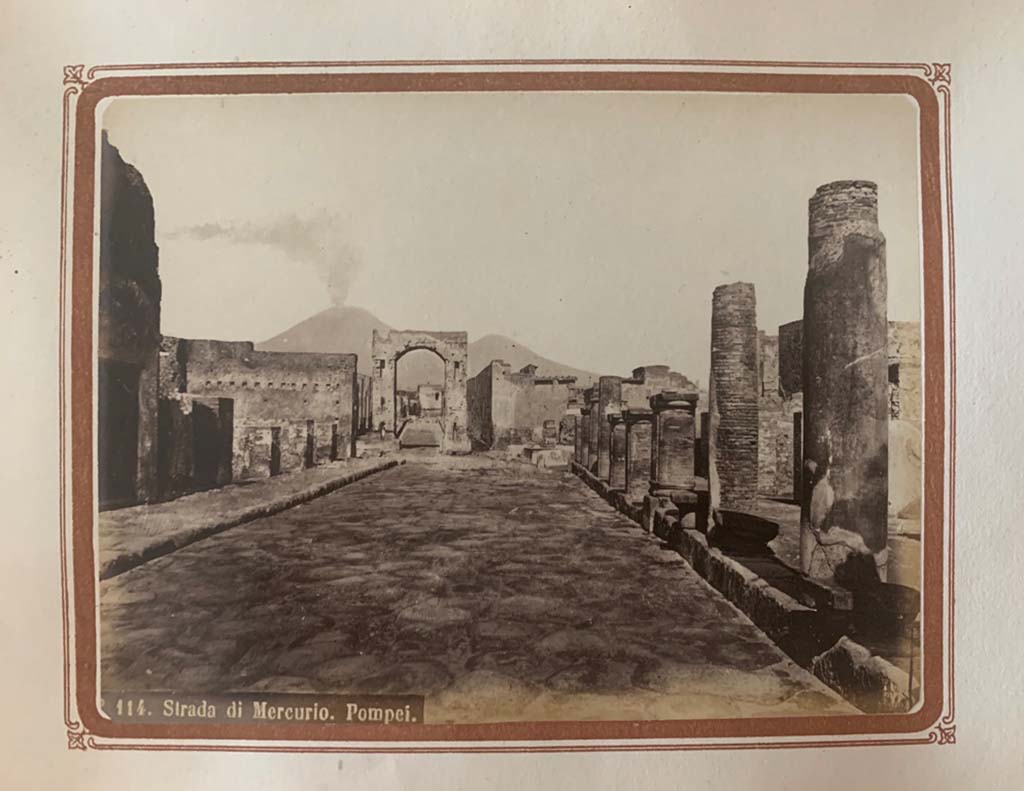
[888,321,923,524]
[466,363,495,448]
[97,133,161,507]
[162,338,358,479]
[417,384,444,416]
[778,320,803,401]
[620,366,696,411]
[780,316,920,511]
[467,361,577,448]
[156,394,234,499]
[888,321,922,424]
[356,373,373,434]
[757,332,800,498]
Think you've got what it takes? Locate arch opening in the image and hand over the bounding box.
[395,348,446,448]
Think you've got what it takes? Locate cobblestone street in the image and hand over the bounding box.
[100,454,854,723]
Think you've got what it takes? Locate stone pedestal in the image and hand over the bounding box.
[608,411,626,490]
[623,408,655,503]
[800,180,889,586]
[596,377,622,481]
[708,282,760,513]
[650,391,698,492]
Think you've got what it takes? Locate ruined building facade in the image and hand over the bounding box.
[98,134,363,508]
[467,361,579,449]
[159,338,358,481]
[97,133,162,508]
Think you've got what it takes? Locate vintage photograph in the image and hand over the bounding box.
[92,85,925,730]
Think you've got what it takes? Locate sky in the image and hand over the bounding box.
[102,91,921,384]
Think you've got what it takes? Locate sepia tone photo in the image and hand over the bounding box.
[79,70,937,740]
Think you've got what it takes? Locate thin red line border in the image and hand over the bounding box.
[58,58,956,753]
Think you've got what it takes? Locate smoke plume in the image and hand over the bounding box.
[169,212,361,306]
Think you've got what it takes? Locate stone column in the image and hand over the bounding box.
[801,180,889,586]
[650,392,698,492]
[708,282,760,513]
[575,413,585,464]
[586,388,600,473]
[596,376,622,481]
[624,408,654,503]
[697,411,710,478]
[608,410,627,490]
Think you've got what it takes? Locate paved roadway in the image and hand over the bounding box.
[100,454,854,723]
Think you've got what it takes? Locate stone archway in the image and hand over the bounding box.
[371,329,470,453]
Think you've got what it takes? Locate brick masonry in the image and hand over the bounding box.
[466,361,578,449]
[708,282,760,512]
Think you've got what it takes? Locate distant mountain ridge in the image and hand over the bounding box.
[257,306,598,388]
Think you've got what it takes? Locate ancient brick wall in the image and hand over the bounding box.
[887,321,922,423]
[466,363,495,448]
[467,361,577,448]
[163,338,358,479]
[620,366,697,413]
[417,384,444,416]
[355,374,373,434]
[756,332,801,498]
[778,320,803,400]
[708,282,760,511]
[156,394,234,499]
[887,321,922,524]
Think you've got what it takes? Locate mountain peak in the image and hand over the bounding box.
[257,307,598,387]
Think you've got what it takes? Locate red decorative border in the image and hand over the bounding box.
[58,59,956,752]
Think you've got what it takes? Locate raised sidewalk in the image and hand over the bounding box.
[98,458,400,580]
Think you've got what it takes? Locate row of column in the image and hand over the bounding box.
[575,389,699,502]
[702,181,889,586]
[576,180,890,591]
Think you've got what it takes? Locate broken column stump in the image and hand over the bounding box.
[623,407,654,504]
[708,282,760,515]
[800,180,889,587]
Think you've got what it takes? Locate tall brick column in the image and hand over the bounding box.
[801,180,889,586]
[596,376,622,481]
[574,413,585,465]
[708,282,760,512]
[607,410,627,489]
[650,392,698,492]
[624,408,654,503]
[587,388,600,474]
